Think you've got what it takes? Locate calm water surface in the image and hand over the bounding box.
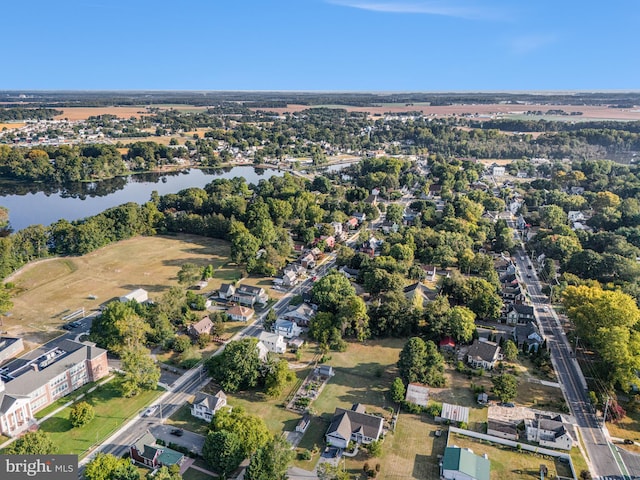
[0,167,283,232]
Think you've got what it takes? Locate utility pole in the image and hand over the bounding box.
[603,395,610,426]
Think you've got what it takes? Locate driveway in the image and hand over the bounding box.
[149,424,206,455]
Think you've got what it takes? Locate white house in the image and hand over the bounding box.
[232,284,268,307]
[467,340,501,370]
[218,283,236,300]
[274,319,302,339]
[191,390,227,422]
[227,305,255,322]
[492,165,506,177]
[257,331,287,354]
[282,303,315,326]
[526,414,574,450]
[325,404,383,449]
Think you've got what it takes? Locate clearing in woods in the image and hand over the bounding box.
[5,235,241,346]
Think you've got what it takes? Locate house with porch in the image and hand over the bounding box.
[257,331,287,354]
[130,432,184,469]
[325,404,384,449]
[467,340,501,370]
[191,390,227,422]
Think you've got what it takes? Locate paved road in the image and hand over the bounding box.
[513,250,625,479]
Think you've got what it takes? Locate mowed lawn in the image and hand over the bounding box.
[6,235,241,344]
[448,433,574,480]
[39,378,163,457]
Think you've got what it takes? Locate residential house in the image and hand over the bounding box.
[232,284,268,307]
[427,184,442,199]
[570,186,585,195]
[492,165,506,177]
[381,220,399,234]
[280,270,298,287]
[227,305,255,322]
[218,283,236,300]
[300,253,316,269]
[526,414,574,450]
[256,341,269,361]
[439,336,456,353]
[346,217,359,229]
[467,340,501,370]
[331,221,344,237]
[487,419,519,441]
[441,447,490,480]
[274,319,302,339]
[513,323,544,352]
[130,432,184,469]
[284,263,305,277]
[338,265,360,279]
[352,212,366,224]
[191,390,227,422]
[311,247,323,259]
[567,211,586,223]
[505,304,535,326]
[405,383,429,407]
[0,339,108,437]
[188,316,214,338]
[257,331,287,354]
[319,235,336,249]
[119,288,149,304]
[502,284,525,305]
[288,337,305,351]
[282,303,315,326]
[325,404,384,449]
[423,264,437,282]
[403,282,433,308]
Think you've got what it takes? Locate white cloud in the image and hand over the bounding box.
[328,0,507,21]
[510,33,558,54]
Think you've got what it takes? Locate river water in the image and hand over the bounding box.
[0,166,283,232]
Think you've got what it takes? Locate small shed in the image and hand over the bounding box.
[296,413,311,433]
[440,403,470,424]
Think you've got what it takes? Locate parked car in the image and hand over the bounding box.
[142,405,159,417]
[502,402,516,408]
[170,428,184,437]
[624,439,634,445]
[69,321,82,328]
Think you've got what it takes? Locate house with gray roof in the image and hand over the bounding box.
[513,323,544,352]
[441,446,490,480]
[188,316,214,338]
[467,340,501,370]
[526,413,574,450]
[506,304,535,325]
[325,404,384,449]
[130,432,184,469]
[191,390,227,422]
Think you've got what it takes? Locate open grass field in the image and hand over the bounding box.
[182,468,215,480]
[166,403,210,435]
[253,103,640,121]
[448,433,574,480]
[605,407,640,454]
[55,107,153,121]
[38,377,163,458]
[0,122,26,130]
[6,235,239,345]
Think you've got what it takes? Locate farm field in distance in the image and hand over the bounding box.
[5,235,244,346]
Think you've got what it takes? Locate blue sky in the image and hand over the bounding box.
[2,0,639,90]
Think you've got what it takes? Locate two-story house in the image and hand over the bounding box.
[191,390,227,422]
[467,340,501,370]
[505,304,535,325]
[257,331,287,354]
[274,319,302,339]
[325,403,384,449]
[232,284,268,307]
[130,432,184,469]
[526,414,574,450]
[218,283,236,300]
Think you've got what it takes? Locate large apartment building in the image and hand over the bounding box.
[0,339,108,437]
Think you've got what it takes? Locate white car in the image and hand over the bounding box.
[142,405,159,417]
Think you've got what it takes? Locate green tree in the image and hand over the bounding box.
[84,453,140,480]
[6,430,56,454]
[263,308,277,332]
[69,401,95,427]
[148,465,181,480]
[90,301,151,355]
[177,262,201,285]
[367,439,383,457]
[206,338,262,392]
[390,377,406,403]
[264,358,294,397]
[311,272,356,312]
[446,306,476,343]
[211,406,270,457]
[202,430,244,478]
[0,284,13,316]
[120,345,161,397]
[492,373,519,403]
[503,340,519,362]
[539,205,568,229]
[245,435,294,480]
[173,335,192,353]
[398,337,445,387]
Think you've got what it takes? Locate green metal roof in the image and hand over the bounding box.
[157,447,184,466]
[443,447,490,480]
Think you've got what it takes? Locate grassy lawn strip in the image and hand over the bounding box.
[292,416,328,470]
[39,376,163,457]
[34,377,113,420]
[449,433,573,480]
[182,468,215,480]
[166,403,209,435]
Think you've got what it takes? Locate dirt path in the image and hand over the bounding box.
[4,256,63,283]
